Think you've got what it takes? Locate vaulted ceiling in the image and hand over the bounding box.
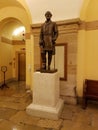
[25,0,84,23]
[0,0,84,24]
[0,0,26,39]
[0,0,23,9]
[0,0,84,39]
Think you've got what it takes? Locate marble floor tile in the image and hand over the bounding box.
[37,118,63,129]
[0,120,47,130]
[0,81,98,130]
[60,106,73,120]
[0,107,17,120]
[10,111,40,126]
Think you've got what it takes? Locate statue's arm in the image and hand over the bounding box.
[39,26,44,47]
[52,22,58,42]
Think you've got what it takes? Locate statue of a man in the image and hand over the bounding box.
[39,11,58,70]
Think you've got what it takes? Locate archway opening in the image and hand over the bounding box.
[0,17,26,86]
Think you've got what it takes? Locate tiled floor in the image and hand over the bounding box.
[0,81,98,130]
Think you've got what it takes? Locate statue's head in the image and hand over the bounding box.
[45,11,52,17]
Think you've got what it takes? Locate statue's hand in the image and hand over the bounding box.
[52,40,55,45]
[39,39,45,46]
[52,37,56,41]
[52,38,56,44]
[39,41,43,46]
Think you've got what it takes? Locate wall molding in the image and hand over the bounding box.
[25,32,31,39]
[31,18,80,28]
[1,36,12,44]
[12,40,25,45]
[31,18,80,36]
[0,36,25,45]
[31,19,98,32]
[79,20,98,30]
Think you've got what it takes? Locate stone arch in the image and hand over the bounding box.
[0,17,24,37]
[0,7,31,32]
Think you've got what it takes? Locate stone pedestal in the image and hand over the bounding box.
[26,72,64,120]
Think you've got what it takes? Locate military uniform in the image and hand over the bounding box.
[39,19,58,70]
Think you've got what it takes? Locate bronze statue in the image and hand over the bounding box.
[39,11,58,70]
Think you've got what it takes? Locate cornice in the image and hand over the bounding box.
[1,36,12,44]
[31,18,80,36]
[31,18,80,29]
[12,40,25,45]
[79,20,98,30]
[0,36,25,45]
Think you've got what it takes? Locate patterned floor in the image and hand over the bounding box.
[0,81,98,130]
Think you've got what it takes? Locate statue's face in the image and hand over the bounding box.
[45,12,52,20]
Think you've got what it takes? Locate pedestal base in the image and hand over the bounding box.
[26,72,64,120]
[26,99,64,120]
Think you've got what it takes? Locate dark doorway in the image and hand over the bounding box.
[18,53,26,81]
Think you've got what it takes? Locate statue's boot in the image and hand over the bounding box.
[41,52,46,70]
[48,53,52,70]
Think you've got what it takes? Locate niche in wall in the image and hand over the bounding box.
[51,43,67,80]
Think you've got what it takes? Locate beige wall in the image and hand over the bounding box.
[0,42,13,83]
[77,0,98,96]
[0,40,26,84]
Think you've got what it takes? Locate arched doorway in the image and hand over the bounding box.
[0,17,26,82]
[0,0,33,89]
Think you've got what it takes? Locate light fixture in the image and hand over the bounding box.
[12,26,25,36]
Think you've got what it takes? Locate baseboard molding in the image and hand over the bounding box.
[60,95,78,105]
